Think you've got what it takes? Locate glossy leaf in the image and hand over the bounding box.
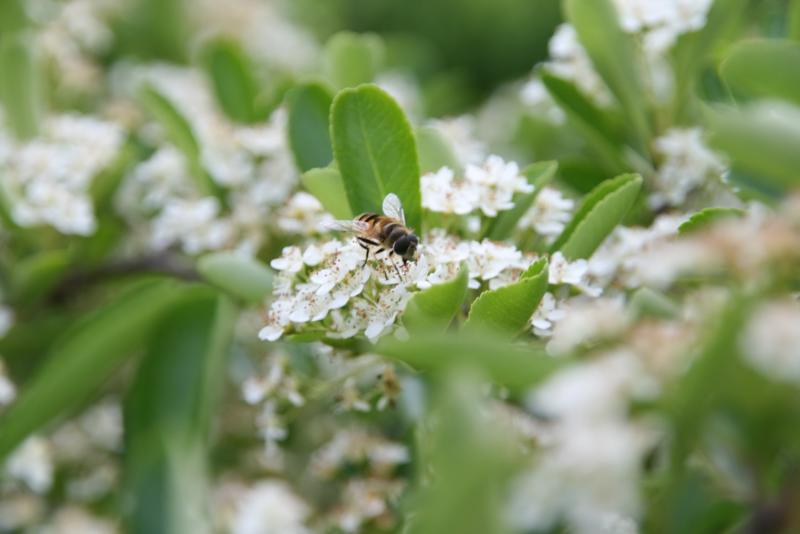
[564,0,650,146]
[0,279,200,460]
[0,31,42,139]
[540,71,625,170]
[138,84,223,200]
[403,264,468,333]
[551,173,642,260]
[330,84,422,229]
[706,104,800,189]
[678,207,745,235]
[629,287,680,320]
[323,32,384,89]
[463,258,548,337]
[300,167,352,219]
[720,39,800,106]
[287,82,334,171]
[665,295,749,467]
[376,330,563,393]
[9,250,71,306]
[124,290,235,534]
[197,252,273,303]
[200,37,264,123]
[405,372,519,534]
[485,161,557,240]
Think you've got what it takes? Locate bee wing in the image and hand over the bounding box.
[324,219,371,233]
[382,193,405,224]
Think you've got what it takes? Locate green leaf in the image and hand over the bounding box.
[405,372,519,534]
[323,32,384,90]
[551,173,642,260]
[376,331,563,394]
[197,252,273,303]
[0,279,200,461]
[706,103,800,189]
[485,161,558,240]
[564,0,650,146]
[791,0,800,41]
[330,84,422,229]
[0,31,42,139]
[540,71,625,170]
[403,264,468,333]
[678,207,745,235]
[200,37,264,123]
[628,287,680,320]
[670,0,747,120]
[138,84,223,201]
[90,142,137,207]
[287,82,334,171]
[300,167,352,219]
[9,250,71,306]
[665,294,749,468]
[463,258,548,337]
[720,39,800,107]
[415,125,460,174]
[124,290,235,534]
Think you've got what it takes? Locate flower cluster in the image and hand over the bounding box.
[0,114,124,235]
[260,232,534,342]
[421,155,533,217]
[115,65,297,255]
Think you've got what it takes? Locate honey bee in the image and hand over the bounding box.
[329,193,419,277]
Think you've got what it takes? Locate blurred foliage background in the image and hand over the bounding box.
[1,0,800,533]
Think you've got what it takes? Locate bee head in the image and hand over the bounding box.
[394,233,419,260]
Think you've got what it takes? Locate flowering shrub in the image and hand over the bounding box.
[1,0,800,532]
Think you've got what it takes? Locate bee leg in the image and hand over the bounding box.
[358,242,370,266]
[388,251,404,281]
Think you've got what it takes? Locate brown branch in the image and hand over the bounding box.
[50,253,199,303]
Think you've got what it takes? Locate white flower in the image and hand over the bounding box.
[310,428,409,479]
[148,197,234,254]
[270,246,304,273]
[740,299,800,384]
[6,436,54,493]
[42,506,118,534]
[531,292,567,337]
[115,66,298,255]
[465,155,533,217]
[1,114,123,236]
[276,192,335,235]
[650,128,725,208]
[548,252,601,296]
[232,481,310,534]
[588,214,685,288]
[421,167,477,215]
[260,230,538,341]
[518,187,575,240]
[508,351,657,534]
[421,155,532,217]
[547,297,629,355]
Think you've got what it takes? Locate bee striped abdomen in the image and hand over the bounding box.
[358,213,380,223]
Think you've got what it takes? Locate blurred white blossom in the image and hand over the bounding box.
[741,299,800,384]
[518,187,574,241]
[650,128,726,208]
[232,480,310,534]
[6,436,54,494]
[1,114,124,235]
[508,351,658,534]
